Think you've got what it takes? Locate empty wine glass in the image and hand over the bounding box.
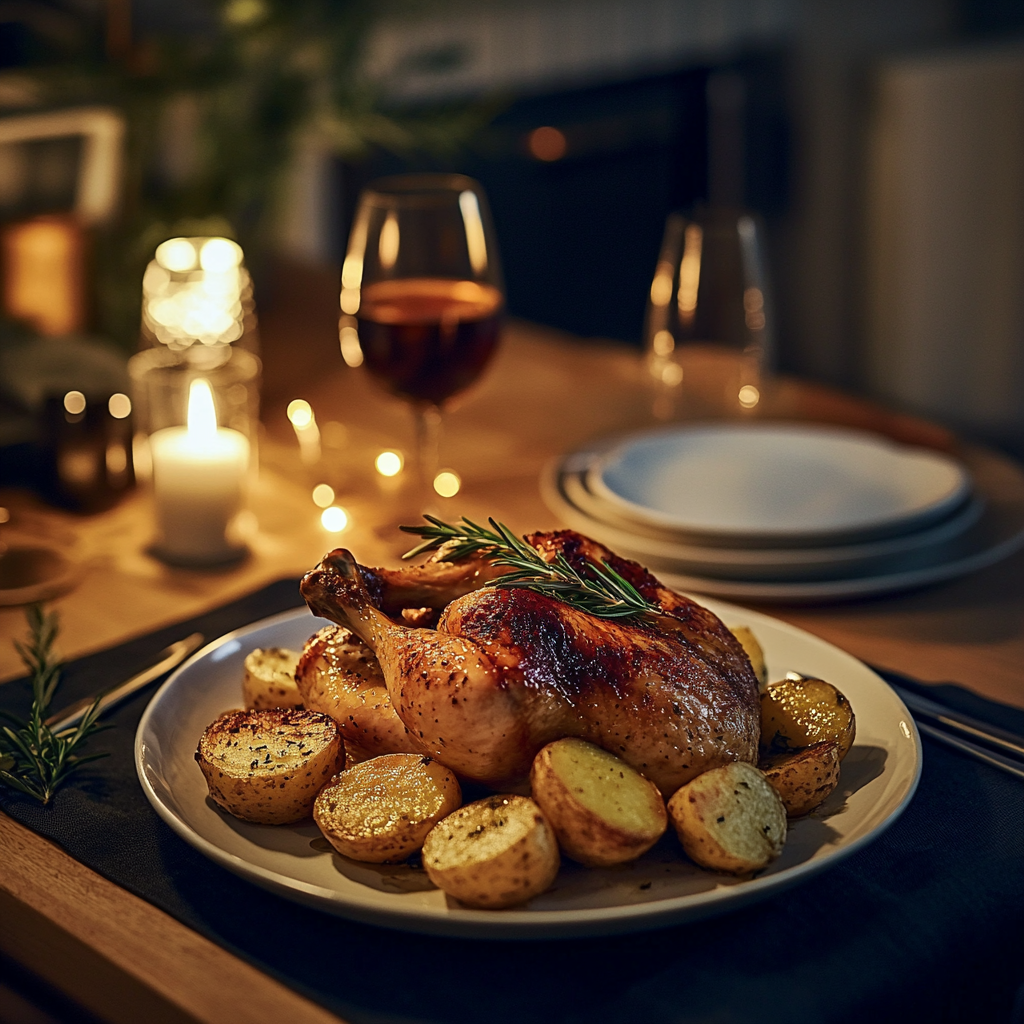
[339,174,504,514]
[644,207,773,420]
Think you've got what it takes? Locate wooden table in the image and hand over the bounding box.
[2,310,1022,1024]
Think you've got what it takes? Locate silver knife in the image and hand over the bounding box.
[915,721,1024,781]
[45,632,205,734]
[887,682,1024,761]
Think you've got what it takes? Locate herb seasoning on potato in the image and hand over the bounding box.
[760,741,841,817]
[668,762,787,874]
[243,647,302,710]
[196,708,344,825]
[422,795,560,909]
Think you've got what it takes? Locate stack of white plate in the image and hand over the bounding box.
[541,423,1024,602]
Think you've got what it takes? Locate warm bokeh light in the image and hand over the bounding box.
[339,287,360,315]
[339,323,364,367]
[649,261,674,306]
[108,393,131,419]
[155,238,196,272]
[199,237,242,272]
[738,384,760,408]
[312,483,335,508]
[677,224,703,324]
[433,470,461,498]
[652,329,675,356]
[144,237,250,349]
[321,506,349,532]
[63,390,86,414]
[375,450,403,477]
[661,362,683,386]
[378,212,400,270]
[0,507,10,524]
[287,399,313,428]
[528,126,567,161]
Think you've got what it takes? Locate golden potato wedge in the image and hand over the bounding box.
[196,708,343,825]
[667,761,786,874]
[422,795,560,909]
[730,626,767,690]
[760,741,840,817]
[529,738,666,867]
[313,753,462,864]
[243,647,303,710]
[760,677,856,760]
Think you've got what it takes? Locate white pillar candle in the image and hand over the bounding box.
[150,378,250,563]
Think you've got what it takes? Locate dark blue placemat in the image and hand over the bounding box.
[1,580,1022,1024]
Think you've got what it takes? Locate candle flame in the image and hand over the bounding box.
[187,378,217,438]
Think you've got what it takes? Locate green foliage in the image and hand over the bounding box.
[0,605,106,805]
[401,516,663,620]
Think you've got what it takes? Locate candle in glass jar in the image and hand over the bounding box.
[150,378,249,563]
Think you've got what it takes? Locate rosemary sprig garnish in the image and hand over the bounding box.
[0,606,107,805]
[400,516,661,620]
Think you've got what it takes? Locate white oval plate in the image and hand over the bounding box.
[137,605,920,939]
[590,424,970,545]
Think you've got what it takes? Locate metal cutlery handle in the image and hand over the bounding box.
[888,682,1024,760]
[46,632,205,734]
[916,720,1024,781]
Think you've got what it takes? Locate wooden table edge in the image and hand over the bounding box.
[0,813,347,1024]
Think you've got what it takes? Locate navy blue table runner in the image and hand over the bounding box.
[1,579,1022,1024]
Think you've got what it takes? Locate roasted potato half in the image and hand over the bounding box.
[729,626,767,690]
[314,753,462,864]
[196,708,343,825]
[667,761,787,874]
[422,795,560,909]
[530,738,667,867]
[760,741,840,818]
[243,647,302,710]
[760,677,856,760]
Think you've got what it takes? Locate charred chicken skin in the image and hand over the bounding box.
[298,530,760,794]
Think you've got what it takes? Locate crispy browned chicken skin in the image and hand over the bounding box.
[299,530,759,793]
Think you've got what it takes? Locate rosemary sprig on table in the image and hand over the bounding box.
[400,516,661,620]
[0,606,107,805]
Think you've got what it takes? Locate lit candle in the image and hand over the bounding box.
[150,378,250,563]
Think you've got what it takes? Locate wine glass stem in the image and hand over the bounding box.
[413,404,443,505]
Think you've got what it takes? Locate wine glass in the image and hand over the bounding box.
[644,206,773,420]
[340,174,504,515]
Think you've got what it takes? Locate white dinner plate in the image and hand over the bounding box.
[541,443,1024,603]
[136,605,921,939]
[561,467,984,581]
[590,423,971,545]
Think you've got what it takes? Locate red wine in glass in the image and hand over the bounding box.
[357,278,503,406]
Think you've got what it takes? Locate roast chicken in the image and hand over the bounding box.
[297,530,760,795]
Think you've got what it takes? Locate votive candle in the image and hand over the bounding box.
[150,378,249,563]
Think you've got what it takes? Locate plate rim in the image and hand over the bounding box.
[588,422,971,544]
[562,469,985,570]
[137,604,922,938]
[540,451,1024,603]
